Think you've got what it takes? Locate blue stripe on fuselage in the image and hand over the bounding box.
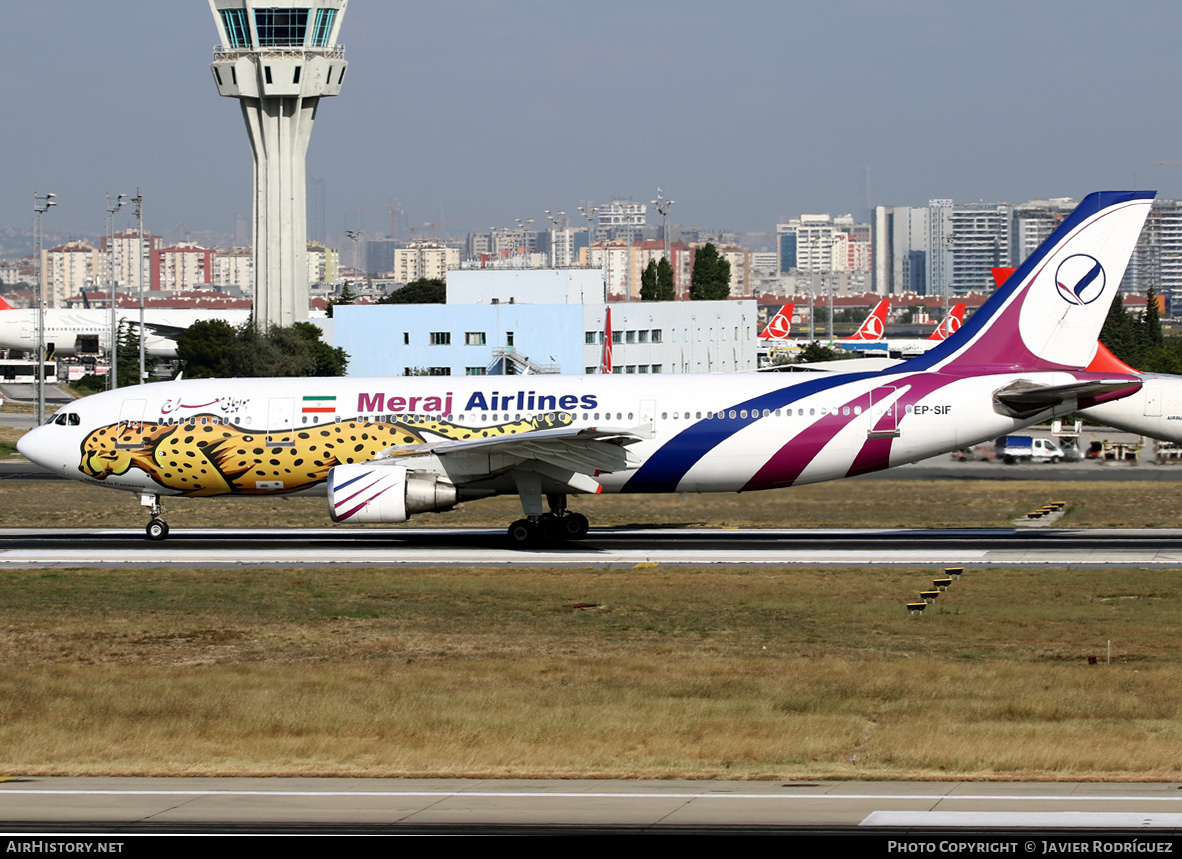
[622,371,878,493]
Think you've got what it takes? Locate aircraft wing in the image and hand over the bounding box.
[125,320,186,341]
[993,378,1140,418]
[376,423,651,489]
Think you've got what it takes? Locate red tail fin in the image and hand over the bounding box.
[758,304,794,341]
[599,307,613,374]
[0,295,14,311]
[841,299,888,341]
[926,304,965,340]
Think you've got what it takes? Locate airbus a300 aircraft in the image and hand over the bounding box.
[0,296,251,358]
[18,191,1154,544]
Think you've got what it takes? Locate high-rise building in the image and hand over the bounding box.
[949,203,1010,294]
[208,1,348,328]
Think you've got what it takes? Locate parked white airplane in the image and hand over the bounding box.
[986,265,1182,443]
[18,192,1154,544]
[761,301,965,357]
[0,296,251,358]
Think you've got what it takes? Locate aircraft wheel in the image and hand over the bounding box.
[507,519,536,546]
[563,512,589,540]
[146,518,169,541]
[538,515,565,543]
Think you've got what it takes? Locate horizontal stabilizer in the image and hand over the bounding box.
[993,378,1140,418]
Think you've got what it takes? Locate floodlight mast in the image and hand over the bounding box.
[33,192,57,425]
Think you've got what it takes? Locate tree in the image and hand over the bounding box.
[378,278,446,305]
[116,321,160,387]
[176,318,348,378]
[325,282,356,318]
[639,259,658,301]
[293,321,349,376]
[656,257,675,300]
[176,318,238,379]
[689,243,731,300]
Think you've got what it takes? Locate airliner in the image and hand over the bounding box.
[0,296,251,358]
[760,300,965,357]
[757,300,887,348]
[984,265,1182,444]
[18,191,1154,544]
[839,304,967,357]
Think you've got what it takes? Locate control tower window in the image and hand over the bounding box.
[255,8,309,47]
[310,9,336,47]
[220,9,251,48]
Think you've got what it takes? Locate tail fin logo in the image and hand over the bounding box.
[1056,254,1106,306]
[861,315,884,339]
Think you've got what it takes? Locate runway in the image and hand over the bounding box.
[2,525,1182,567]
[1,777,1181,834]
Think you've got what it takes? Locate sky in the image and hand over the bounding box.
[3,0,1182,248]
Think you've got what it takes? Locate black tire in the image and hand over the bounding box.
[563,512,589,540]
[507,519,535,546]
[146,518,169,541]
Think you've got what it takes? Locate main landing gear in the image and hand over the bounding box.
[141,493,170,541]
[507,492,590,547]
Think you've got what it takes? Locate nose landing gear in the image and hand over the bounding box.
[141,493,169,541]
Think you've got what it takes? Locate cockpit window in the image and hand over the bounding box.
[52,413,67,425]
[51,413,80,426]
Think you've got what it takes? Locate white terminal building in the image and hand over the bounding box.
[335,269,757,377]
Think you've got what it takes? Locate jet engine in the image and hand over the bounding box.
[327,462,458,524]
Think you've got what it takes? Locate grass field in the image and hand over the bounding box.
[3,457,1182,780]
[0,563,1178,780]
[4,475,1182,529]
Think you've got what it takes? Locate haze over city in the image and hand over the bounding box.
[4,0,1182,246]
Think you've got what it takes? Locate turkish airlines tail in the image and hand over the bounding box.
[758,304,794,341]
[841,299,889,341]
[926,304,966,341]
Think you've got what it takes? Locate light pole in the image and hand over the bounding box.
[345,229,363,292]
[33,192,57,425]
[132,190,145,384]
[544,210,565,267]
[515,218,534,267]
[577,205,597,268]
[106,193,127,390]
[651,188,674,263]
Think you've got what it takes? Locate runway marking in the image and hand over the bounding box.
[861,811,1182,827]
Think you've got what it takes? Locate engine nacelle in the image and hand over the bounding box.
[327,463,458,524]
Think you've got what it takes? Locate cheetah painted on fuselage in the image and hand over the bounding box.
[79,413,572,496]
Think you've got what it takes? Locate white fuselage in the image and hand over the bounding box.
[0,308,252,358]
[20,367,1107,505]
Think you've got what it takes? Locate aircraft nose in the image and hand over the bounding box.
[17,424,61,472]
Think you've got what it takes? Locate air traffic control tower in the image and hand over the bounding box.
[208,1,347,329]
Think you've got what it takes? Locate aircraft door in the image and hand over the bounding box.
[640,398,656,428]
[867,385,901,439]
[1144,388,1162,417]
[266,397,296,446]
[116,398,147,448]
